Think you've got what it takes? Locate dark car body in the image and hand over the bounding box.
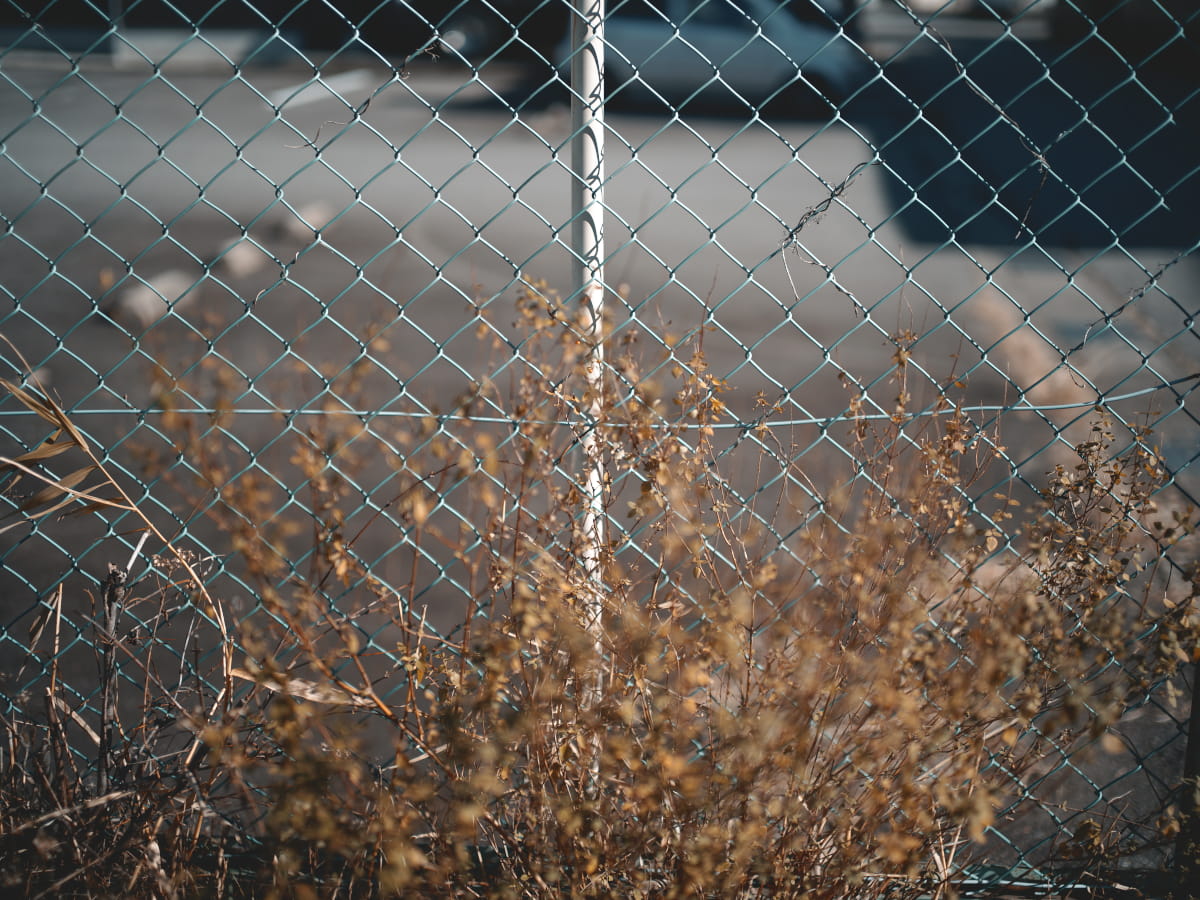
[1052,0,1198,59]
[0,1,567,61]
[3,2,865,63]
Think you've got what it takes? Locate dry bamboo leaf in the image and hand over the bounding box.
[0,378,60,426]
[27,585,64,652]
[62,496,127,518]
[3,430,75,467]
[230,667,373,707]
[1,377,93,457]
[49,404,92,457]
[49,692,101,747]
[9,465,94,515]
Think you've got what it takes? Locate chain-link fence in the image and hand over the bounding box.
[2,0,1198,892]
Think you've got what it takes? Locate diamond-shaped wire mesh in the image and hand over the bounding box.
[2,0,1198,885]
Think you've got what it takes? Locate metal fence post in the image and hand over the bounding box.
[570,0,606,651]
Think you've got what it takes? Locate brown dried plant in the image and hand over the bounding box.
[0,282,1197,897]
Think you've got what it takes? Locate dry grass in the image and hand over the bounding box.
[1,283,1198,898]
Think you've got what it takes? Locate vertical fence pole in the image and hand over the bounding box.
[570,0,606,651]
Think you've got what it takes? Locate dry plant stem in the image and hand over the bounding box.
[1177,662,1200,886]
[96,562,126,795]
[4,305,1197,897]
[0,379,233,677]
[8,789,137,836]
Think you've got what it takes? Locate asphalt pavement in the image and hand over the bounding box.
[2,4,1196,526]
[2,2,1197,590]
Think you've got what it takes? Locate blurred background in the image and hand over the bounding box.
[2,0,1198,877]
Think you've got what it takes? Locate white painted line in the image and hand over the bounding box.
[269,68,374,108]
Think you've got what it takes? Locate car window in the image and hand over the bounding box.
[687,0,749,28]
[781,0,842,28]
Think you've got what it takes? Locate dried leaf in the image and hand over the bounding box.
[3,430,74,467]
[8,465,94,516]
[62,496,127,518]
[0,378,60,426]
[1,378,92,455]
[27,585,63,651]
[1100,732,1125,754]
[49,692,100,746]
[230,667,372,707]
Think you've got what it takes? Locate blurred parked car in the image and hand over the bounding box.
[416,0,567,61]
[898,0,1195,57]
[900,0,1051,18]
[0,1,566,62]
[558,0,870,109]
[1050,0,1196,57]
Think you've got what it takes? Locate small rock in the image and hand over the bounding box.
[212,239,272,279]
[103,270,199,331]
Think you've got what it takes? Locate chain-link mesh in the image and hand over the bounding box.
[2,0,1198,887]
